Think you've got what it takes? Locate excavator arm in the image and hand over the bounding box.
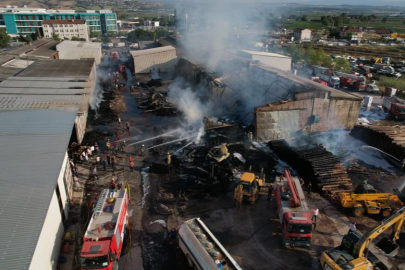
[355,205,405,258]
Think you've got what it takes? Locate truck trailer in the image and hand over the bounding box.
[274,169,312,247]
[178,218,242,270]
[382,96,405,120]
[80,189,129,270]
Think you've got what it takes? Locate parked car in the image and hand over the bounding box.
[365,84,380,94]
[396,68,405,74]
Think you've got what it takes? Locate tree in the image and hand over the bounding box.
[30,32,38,41]
[0,29,10,48]
[52,34,60,41]
[90,31,101,38]
[301,15,308,22]
[333,58,351,72]
[71,36,86,41]
[102,36,112,43]
[127,29,154,42]
[383,17,387,23]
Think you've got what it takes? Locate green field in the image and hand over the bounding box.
[283,18,405,33]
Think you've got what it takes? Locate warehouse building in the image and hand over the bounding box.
[57,41,102,64]
[237,50,292,71]
[0,107,79,270]
[131,45,178,73]
[0,59,97,143]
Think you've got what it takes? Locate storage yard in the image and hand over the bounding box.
[3,28,405,270]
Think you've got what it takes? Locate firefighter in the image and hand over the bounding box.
[106,139,111,151]
[141,144,146,156]
[167,152,171,173]
[248,131,253,143]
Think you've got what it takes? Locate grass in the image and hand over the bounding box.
[377,76,405,90]
[283,18,405,33]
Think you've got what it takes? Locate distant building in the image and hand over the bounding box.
[376,29,392,37]
[130,45,177,73]
[293,28,311,41]
[117,18,139,29]
[238,50,292,72]
[339,29,363,41]
[0,6,117,36]
[144,20,160,27]
[43,19,89,41]
[56,40,102,64]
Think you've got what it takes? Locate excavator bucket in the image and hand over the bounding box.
[375,237,400,257]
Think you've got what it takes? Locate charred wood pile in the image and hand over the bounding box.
[135,89,176,113]
[269,140,352,196]
[350,125,405,161]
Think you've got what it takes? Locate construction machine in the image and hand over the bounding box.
[234,168,265,205]
[340,184,404,217]
[274,169,312,247]
[321,189,405,270]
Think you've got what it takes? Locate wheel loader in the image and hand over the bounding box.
[340,184,404,217]
[234,168,265,205]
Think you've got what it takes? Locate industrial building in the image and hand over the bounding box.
[0,59,97,143]
[293,28,312,41]
[237,50,292,71]
[43,19,89,41]
[0,6,117,36]
[0,107,79,270]
[57,41,102,64]
[131,45,178,73]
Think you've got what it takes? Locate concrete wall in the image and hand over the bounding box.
[133,50,178,73]
[75,110,88,144]
[255,96,361,142]
[29,154,69,270]
[57,44,102,65]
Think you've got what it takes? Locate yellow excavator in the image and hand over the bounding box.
[340,184,404,217]
[234,168,265,205]
[321,188,405,270]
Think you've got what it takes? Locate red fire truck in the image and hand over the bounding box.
[335,72,366,91]
[80,189,129,270]
[382,96,405,120]
[274,169,312,247]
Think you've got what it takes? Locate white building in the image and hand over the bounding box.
[43,19,89,41]
[0,107,79,270]
[293,28,312,41]
[130,45,178,73]
[238,50,292,72]
[57,40,102,64]
[144,20,160,27]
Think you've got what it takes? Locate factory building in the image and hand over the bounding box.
[43,19,89,41]
[57,41,102,64]
[131,45,178,73]
[0,6,117,36]
[0,107,79,270]
[0,59,97,143]
[237,50,292,72]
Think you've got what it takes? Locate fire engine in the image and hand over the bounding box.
[382,96,405,120]
[335,72,366,91]
[80,189,129,270]
[274,169,312,247]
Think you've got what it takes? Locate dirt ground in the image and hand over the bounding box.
[71,49,405,270]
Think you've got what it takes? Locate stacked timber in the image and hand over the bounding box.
[350,125,405,161]
[269,140,352,195]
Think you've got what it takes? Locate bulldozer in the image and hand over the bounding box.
[340,183,404,217]
[234,168,265,206]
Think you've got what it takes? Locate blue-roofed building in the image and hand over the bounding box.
[0,6,117,36]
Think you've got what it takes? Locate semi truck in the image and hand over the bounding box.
[178,218,242,270]
[274,169,312,247]
[80,189,129,270]
[382,96,405,120]
[311,66,340,88]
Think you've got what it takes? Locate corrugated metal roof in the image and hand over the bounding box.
[17,59,95,78]
[6,77,90,82]
[0,107,78,270]
[0,88,87,95]
[0,94,87,110]
[130,45,176,57]
[26,40,60,59]
[57,40,102,49]
[239,50,291,59]
[2,39,54,57]
[0,80,87,89]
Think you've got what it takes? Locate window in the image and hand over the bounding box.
[75,29,78,32]
[70,24,73,27]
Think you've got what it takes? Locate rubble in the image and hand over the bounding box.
[135,89,177,114]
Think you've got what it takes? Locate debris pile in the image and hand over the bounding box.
[351,125,405,162]
[269,140,352,196]
[135,89,176,114]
